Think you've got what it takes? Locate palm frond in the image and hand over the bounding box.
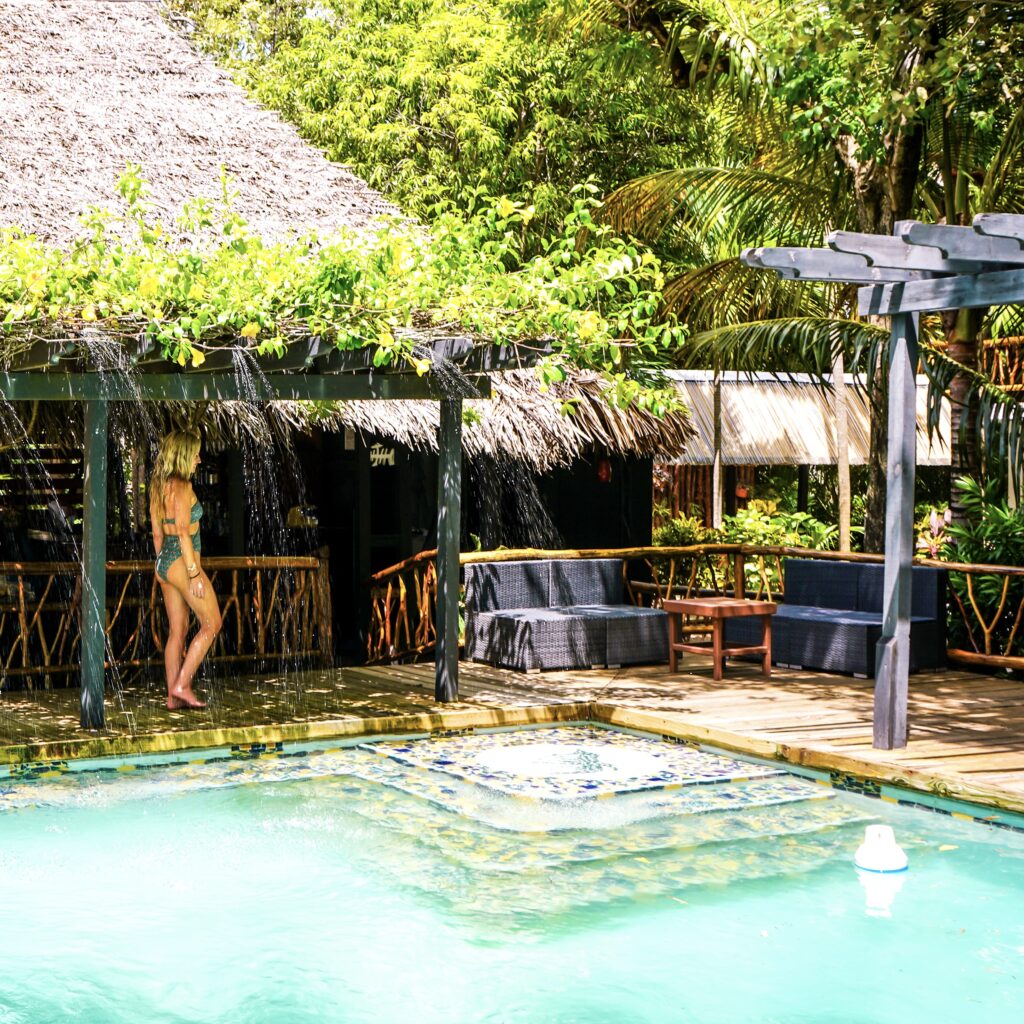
[919,339,1024,483]
[602,167,845,252]
[980,101,1024,211]
[661,258,830,331]
[682,316,888,380]
[544,0,774,100]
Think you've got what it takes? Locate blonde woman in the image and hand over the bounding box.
[150,430,222,709]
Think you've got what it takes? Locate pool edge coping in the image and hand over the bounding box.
[3,699,1023,820]
[590,703,1024,821]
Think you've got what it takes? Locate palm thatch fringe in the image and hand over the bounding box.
[2,370,694,470]
[324,371,694,470]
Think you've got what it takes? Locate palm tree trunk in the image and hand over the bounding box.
[945,307,984,521]
[836,118,924,554]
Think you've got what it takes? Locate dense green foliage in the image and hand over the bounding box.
[719,503,838,552]
[653,502,837,589]
[170,0,704,227]
[578,0,1024,544]
[651,513,714,549]
[0,168,684,410]
[936,477,1024,655]
[943,478,1024,570]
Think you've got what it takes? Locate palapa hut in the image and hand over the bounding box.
[0,0,694,676]
[661,371,950,524]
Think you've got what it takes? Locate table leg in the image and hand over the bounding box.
[712,617,723,681]
[761,614,772,678]
[668,610,678,672]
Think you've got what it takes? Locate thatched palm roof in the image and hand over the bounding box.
[0,0,397,242]
[7,371,695,470]
[0,1,695,468]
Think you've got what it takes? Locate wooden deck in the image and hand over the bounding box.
[2,658,1024,815]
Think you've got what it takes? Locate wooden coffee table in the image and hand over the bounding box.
[664,597,778,681]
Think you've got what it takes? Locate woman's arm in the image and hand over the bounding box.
[150,502,163,557]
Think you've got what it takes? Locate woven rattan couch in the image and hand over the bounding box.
[464,559,667,672]
[724,558,947,677]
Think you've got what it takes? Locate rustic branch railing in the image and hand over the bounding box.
[367,544,1024,672]
[916,557,1024,670]
[0,555,333,688]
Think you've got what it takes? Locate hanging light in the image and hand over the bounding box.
[596,456,613,484]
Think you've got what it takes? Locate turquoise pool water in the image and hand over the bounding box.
[1,727,1023,1023]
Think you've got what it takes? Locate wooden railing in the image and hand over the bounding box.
[925,557,1024,670]
[366,544,1024,672]
[0,555,333,688]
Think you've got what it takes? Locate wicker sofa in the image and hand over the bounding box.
[724,558,947,677]
[464,558,667,672]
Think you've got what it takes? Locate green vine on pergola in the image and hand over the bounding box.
[0,168,688,416]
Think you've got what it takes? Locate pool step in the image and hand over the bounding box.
[302,774,874,922]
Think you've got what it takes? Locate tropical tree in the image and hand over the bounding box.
[170,0,708,230]
[560,0,1024,548]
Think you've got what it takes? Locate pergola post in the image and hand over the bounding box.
[81,399,108,729]
[873,312,919,749]
[435,398,462,702]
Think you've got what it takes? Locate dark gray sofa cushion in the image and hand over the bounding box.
[466,608,605,671]
[565,605,667,666]
[549,558,623,607]
[783,559,860,610]
[856,563,947,620]
[464,560,549,612]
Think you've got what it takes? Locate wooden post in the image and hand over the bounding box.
[435,398,462,702]
[874,312,918,749]
[833,350,851,552]
[81,400,108,729]
[712,370,723,528]
[797,465,810,513]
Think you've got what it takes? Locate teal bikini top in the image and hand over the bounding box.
[162,501,203,527]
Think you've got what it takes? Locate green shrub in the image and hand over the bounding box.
[650,514,719,592]
[652,514,715,549]
[721,502,838,551]
[721,501,837,591]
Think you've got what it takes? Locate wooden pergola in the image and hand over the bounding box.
[0,335,529,729]
[743,212,1024,749]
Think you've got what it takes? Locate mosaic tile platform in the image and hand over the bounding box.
[358,726,785,801]
[0,725,841,835]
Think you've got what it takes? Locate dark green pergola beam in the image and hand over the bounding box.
[0,372,491,402]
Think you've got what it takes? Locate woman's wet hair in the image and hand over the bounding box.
[149,430,201,523]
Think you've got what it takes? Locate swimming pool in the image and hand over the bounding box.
[2,725,1022,1023]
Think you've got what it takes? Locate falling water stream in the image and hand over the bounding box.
[0,335,555,742]
[0,338,329,741]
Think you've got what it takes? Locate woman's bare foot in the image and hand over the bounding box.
[168,689,207,710]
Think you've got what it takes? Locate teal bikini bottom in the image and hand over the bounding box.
[155,531,202,583]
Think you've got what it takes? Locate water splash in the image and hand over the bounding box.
[469,453,562,550]
[412,342,480,402]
